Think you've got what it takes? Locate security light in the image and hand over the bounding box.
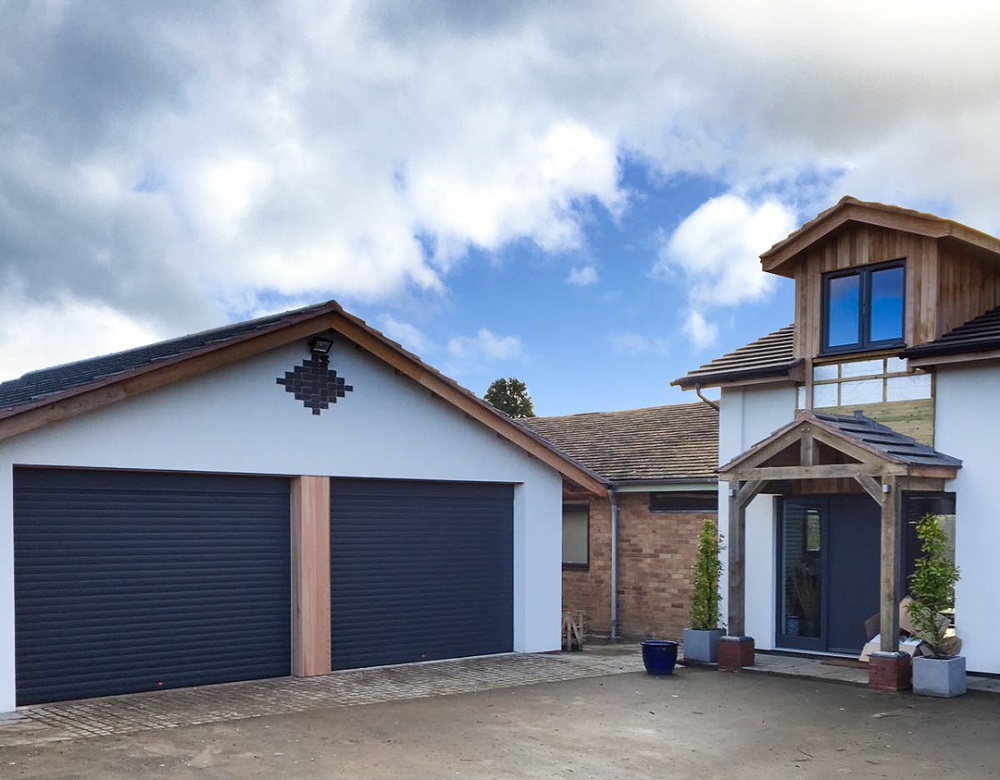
[309,336,334,355]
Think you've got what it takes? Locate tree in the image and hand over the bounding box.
[484,377,536,418]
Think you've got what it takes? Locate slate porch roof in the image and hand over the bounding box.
[671,325,799,389]
[810,411,962,470]
[520,402,718,484]
[901,303,1000,361]
[719,409,962,476]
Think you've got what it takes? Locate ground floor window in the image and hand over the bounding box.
[562,504,589,568]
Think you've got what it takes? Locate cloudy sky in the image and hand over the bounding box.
[3,1,1000,415]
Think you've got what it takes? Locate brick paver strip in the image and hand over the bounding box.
[1,652,645,746]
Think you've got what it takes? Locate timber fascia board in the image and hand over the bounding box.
[0,312,338,442]
[761,202,1000,277]
[723,463,907,482]
[0,302,609,496]
[328,313,609,496]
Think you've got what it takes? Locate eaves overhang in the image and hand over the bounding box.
[0,301,609,497]
[671,359,804,390]
[759,197,1000,279]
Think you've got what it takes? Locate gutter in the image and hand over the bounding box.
[671,358,804,390]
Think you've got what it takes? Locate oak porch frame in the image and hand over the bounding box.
[720,420,959,655]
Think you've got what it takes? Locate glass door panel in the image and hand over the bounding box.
[778,500,825,651]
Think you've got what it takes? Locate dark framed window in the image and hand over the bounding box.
[822,260,905,353]
[562,504,590,568]
[649,492,717,513]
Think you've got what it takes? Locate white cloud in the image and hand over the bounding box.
[609,332,670,356]
[567,266,598,286]
[4,0,1000,366]
[0,292,163,381]
[376,314,429,355]
[447,329,523,361]
[656,193,798,307]
[654,192,798,347]
[682,310,719,350]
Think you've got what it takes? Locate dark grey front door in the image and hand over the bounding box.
[777,495,880,654]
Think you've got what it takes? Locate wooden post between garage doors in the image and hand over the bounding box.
[291,476,332,677]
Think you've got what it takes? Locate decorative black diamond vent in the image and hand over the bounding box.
[276,358,353,415]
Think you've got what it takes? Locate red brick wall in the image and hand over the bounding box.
[562,498,612,635]
[561,493,717,641]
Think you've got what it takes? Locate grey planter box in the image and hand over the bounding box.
[683,628,725,664]
[912,655,966,697]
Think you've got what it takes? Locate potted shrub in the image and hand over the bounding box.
[908,513,965,697]
[683,520,725,664]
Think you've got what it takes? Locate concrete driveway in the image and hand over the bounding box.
[1,650,997,779]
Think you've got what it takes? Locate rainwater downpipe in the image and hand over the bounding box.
[695,383,720,412]
[609,486,619,640]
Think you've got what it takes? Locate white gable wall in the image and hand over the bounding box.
[0,340,566,712]
[935,363,1000,675]
[718,384,796,647]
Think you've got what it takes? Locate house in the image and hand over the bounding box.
[673,197,1000,686]
[0,300,606,711]
[521,403,718,640]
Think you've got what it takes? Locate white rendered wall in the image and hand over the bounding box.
[935,364,1000,675]
[0,340,565,711]
[718,384,796,647]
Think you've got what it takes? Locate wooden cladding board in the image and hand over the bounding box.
[813,399,935,446]
[291,476,332,678]
[792,224,1000,359]
[793,226,937,358]
[935,244,1000,337]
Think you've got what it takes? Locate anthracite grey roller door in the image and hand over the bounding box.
[14,468,291,706]
[330,479,513,669]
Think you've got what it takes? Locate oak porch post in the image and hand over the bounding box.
[868,474,911,691]
[879,475,903,653]
[727,482,745,637]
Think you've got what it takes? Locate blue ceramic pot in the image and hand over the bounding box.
[641,639,679,675]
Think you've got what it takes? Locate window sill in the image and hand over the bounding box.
[818,342,906,360]
[562,563,589,571]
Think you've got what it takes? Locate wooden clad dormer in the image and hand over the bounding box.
[760,197,1000,361]
[672,197,1000,445]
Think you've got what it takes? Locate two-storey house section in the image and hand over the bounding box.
[673,197,1000,682]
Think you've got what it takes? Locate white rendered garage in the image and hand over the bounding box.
[0,302,605,711]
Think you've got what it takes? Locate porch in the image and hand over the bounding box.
[719,410,962,690]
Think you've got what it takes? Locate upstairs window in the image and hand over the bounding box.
[822,261,905,353]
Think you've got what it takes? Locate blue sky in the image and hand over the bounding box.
[2,2,999,416]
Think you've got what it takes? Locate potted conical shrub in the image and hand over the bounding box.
[683,520,725,664]
[908,513,965,697]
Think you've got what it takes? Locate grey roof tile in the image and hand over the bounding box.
[901,304,1000,360]
[672,326,798,388]
[0,302,333,410]
[811,411,961,469]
